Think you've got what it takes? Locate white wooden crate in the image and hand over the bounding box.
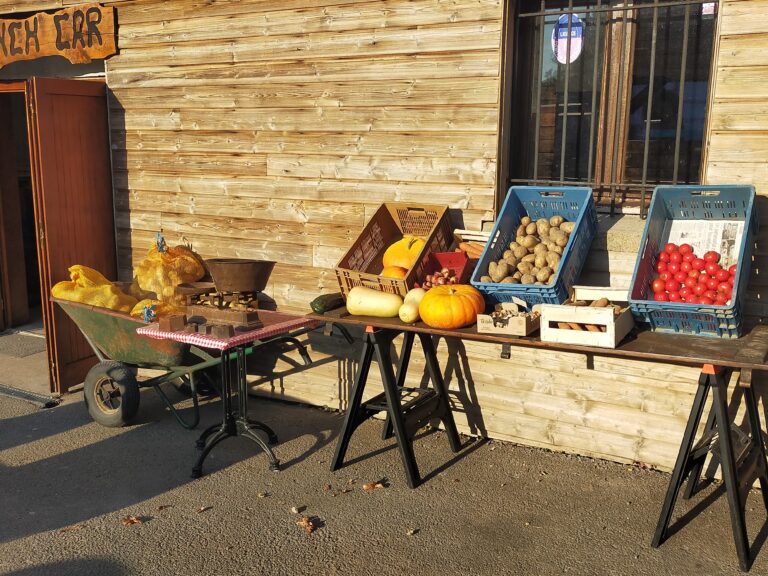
[539,286,635,348]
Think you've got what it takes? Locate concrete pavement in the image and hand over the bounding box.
[1,388,767,576]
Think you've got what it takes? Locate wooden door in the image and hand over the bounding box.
[27,77,116,394]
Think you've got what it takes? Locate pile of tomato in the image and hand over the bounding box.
[650,243,736,305]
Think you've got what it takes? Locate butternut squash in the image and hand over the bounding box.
[346,286,403,317]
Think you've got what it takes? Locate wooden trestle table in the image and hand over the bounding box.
[308,312,768,572]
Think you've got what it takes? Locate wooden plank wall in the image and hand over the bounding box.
[703,0,768,317]
[105,0,501,307]
[1,0,760,472]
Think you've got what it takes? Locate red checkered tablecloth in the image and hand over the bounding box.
[136,310,320,351]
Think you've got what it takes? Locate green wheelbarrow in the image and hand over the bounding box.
[54,298,224,429]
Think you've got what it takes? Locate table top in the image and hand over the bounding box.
[307,311,768,371]
[137,310,319,351]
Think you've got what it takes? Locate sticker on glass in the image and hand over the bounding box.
[551,14,583,65]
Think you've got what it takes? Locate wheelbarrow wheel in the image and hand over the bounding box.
[84,361,140,427]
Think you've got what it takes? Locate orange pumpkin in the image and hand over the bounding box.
[382,235,425,270]
[381,265,408,279]
[418,284,485,329]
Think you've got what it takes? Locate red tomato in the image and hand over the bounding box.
[668,292,682,302]
[698,273,710,285]
[680,287,692,299]
[694,284,707,296]
[654,292,669,302]
[667,262,680,274]
[656,261,668,273]
[728,276,735,287]
[651,278,666,294]
[669,252,683,264]
[705,262,721,277]
[674,272,687,283]
[683,252,696,263]
[679,244,693,255]
[658,251,671,263]
[728,264,737,276]
[717,281,731,294]
[659,272,671,281]
[665,279,681,292]
[664,243,679,253]
[703,251,720,263]
[687,296,699,304]
[715,269,730,282]
[715,293,729,305]
[683,277,699,289]
[692,258,706,271]
[680,261,692,273]
[704,290,717,301]
[706,278,719,291]
[688,269,700,279]
[700,297,714,305]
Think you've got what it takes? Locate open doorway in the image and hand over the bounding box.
[0,86,48,397]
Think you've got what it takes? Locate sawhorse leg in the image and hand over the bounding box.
[652,365,768,572]
[330,330,376,472]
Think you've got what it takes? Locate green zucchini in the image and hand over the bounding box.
[310,292,345,314]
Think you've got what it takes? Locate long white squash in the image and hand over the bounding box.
[346,286,403,317]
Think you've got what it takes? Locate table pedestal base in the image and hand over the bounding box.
[191,346,281,478]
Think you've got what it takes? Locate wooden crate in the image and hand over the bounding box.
[335,203,452,299]
[477,303,540,336]
[540,286,635,348]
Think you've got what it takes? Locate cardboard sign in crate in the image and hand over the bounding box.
[540,286,635,349]
[335,203,452,299]
[476,302,540,336]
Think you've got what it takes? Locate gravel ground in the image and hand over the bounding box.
[1,388,767,576]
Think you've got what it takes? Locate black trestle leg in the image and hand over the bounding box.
[382,332,415,441]
[683,407,717,500]
[652,369,711,548]
[330,334,375,472]
[711,371,751,571]
[418,333,461,453]
[744,382,768,514]
[372,330,421,488]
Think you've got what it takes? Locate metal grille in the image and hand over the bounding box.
[507,0,719,216]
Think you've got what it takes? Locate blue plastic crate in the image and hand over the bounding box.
[470,186,597,307]
[628,185,757,338]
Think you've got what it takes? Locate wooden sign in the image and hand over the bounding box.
[0,4,116,69]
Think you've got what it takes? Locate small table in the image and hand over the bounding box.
[309,312,768,570]
[137,311,319,477]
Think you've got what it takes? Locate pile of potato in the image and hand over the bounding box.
[480,215,575,285]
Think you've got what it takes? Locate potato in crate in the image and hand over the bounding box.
[628,185,757,338]
[335,203,452,299]
[470,186,597,308]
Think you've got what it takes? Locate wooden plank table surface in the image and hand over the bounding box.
[307,310,768,371]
